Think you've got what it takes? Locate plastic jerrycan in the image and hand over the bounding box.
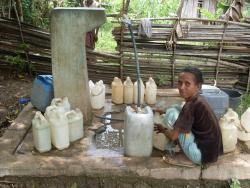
[133,79,145,105]
[111,77,124,104]
[31,75,54,112]
[66,109,84,142]
[90,80,105,109]
[123,76,133,104]
[145,77,157,105]
[51,97,70,113]
[241,107,250,132]
[124,106,154,156]
[153,112,169,151]
[45,105,69,150]
[219,116,237,153]
[32,111,51,153]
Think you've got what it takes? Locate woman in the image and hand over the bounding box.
[155,67,223,165]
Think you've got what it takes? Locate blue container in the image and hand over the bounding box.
[31,75,54,112]
[201,90,229,119]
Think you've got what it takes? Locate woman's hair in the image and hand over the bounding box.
[181,67,204,85]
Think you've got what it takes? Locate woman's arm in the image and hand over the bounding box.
[154,123,179,141]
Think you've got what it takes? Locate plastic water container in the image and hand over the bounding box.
[124,106,154,156]
[111,77,123,104]
[90,80,105,109]
[153,112,169,151]
[51,97,70,113]
[32,111,51,153]
[123,77,133,104]
[89,80,95,92]
[45,105,69,150]
[221,88,241,110]
[219,116,237,153]
[31,75,54,112]
[66,109,84,142]
[133,79,145,105]
[241,107,250,133]
[224,108,240,128]
[201,88,229,119]
[145,77,157,105]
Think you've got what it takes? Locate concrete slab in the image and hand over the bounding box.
[0,97,250,187]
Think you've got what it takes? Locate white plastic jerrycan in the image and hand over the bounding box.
[111,77,123,104]
[66,109,84,142]
[32,111,51,153]
[145,77,157,105]
[124,106,154,157]
[153,112,169,151]
[89,80,95,92]
[45,105,69,150]
[224,108,241,129]
[123,76,133,104]
[133,79,145,105]
[241,107,250,133]
[50,97,70,113]
[219,116,237,153]
[90,80,105,110]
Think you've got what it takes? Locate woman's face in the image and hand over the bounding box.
[178,72,200,100]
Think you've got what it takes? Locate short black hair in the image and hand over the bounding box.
[181,67,204,85]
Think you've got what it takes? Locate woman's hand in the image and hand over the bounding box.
[153,108,165,115]
[154,123,167,134]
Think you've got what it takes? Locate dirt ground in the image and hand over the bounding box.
[0,73,32,136]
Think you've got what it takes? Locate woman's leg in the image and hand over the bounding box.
[178,132,202,165]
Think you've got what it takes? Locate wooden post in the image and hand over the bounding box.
[215,21,228,84]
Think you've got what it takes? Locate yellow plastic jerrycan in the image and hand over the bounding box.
[111,77,123,104]
[123,76,134,104]
[133,78,145,105]
[145,77,157,105]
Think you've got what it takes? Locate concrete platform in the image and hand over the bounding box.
[1,96,250,188]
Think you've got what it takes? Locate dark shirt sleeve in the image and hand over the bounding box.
[174,102,194,133]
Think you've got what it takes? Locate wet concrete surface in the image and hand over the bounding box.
[1,93,250,187]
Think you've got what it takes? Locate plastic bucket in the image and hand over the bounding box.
[221,88,241,110]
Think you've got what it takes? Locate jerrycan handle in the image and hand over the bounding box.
[37,75,53,84]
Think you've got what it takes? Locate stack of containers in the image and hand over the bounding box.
[111,76,158,105]
[32,97,84,152]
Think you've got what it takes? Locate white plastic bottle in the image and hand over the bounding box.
[219,117,237,153]
[90,80,105,109]
[32,111,51,153]
[45,105,69,150]
[145,77,157,105]
[133,79,145,105]
[111,77,123,104]
[66,109,84,142]
[123,76,133,104]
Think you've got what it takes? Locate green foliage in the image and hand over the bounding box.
[5,55,26,72]
[96,0,180,52]
[5,55,34,73]
[237,93,250,116]
[200,8,223,19]
[228,178,241,188]
[155,75,168,86]
[22,0,53,29]
[70,182,77,188]
[243,3,250,17]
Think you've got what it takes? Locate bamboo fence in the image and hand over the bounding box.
[0,17,250,92]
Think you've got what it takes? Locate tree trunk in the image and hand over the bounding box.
[15,0,23,22]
